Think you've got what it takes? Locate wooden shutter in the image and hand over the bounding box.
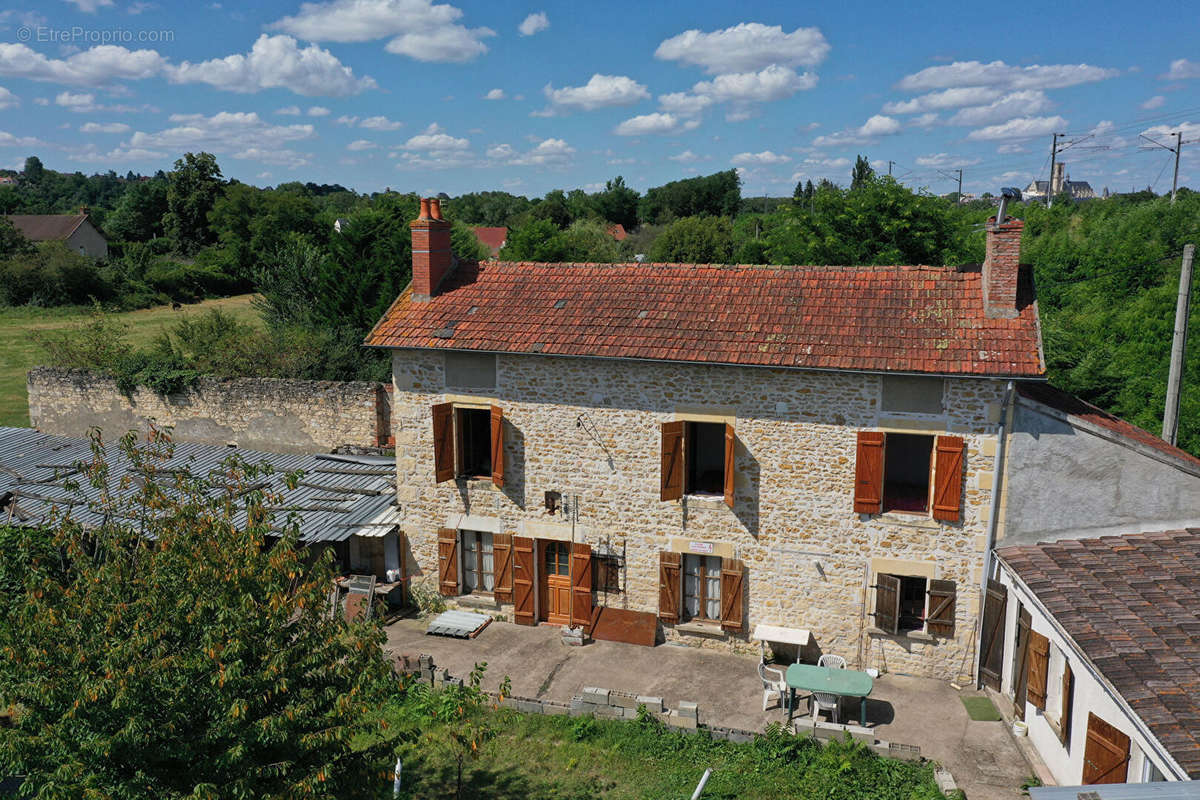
[872,573,900,634]
[932,435,965,521]
[1026,630,1050,710]
[979,578,1008,690]
[658,551,681,623]
[1083,713,1130,784]
[1014,605,1031,720]
[432,402,455,483]
[719,558,745,632]
[1060,661,1074,746]
[436,528,458,596]
[660,421,684,501]
[926,579,957,637]
[853,432,885,514]
[489,405,505,488]
[512,536,535,626]
[570,542,592,628]
[723,423,736,508]
[492,533,513,603]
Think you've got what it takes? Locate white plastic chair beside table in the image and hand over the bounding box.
[817,653,847,669]
[758,661,787,712]
[812,653,847,722]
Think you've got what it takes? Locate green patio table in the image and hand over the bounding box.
[785,663,874,726]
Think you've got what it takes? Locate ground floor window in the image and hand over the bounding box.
[897,575,927,631]
[683,554,721,622]
[461,531,494,594]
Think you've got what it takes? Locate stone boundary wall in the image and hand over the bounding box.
[27,367,393,455]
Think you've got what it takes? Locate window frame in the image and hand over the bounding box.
[455,406,493,479]
[460,530,495,596]
[682,553,723,623]
[895,574,929,633]
[684,421,727,497]
[882,433,936,515]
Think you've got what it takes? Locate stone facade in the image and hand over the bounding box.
[27,366,391,454]
[391,350,1006,680]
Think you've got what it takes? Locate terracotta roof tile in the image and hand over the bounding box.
[366,261,1045,376]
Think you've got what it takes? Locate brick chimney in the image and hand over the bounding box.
[982,216,1023,319]
[410,196,452,301]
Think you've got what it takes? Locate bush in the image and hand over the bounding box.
[0,242,115,306]
[648,215,734,263]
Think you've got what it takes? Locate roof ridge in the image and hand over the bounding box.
[481,260,953,271]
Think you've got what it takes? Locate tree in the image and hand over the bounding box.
[639,170,741,225]
[592,176,639,230]
[164,152,223,254]
[105,178,168,242]
[561,219,621,262]
[0,429,396,799]
[498,218,569,262]
[528,189,571,228]
[647,215,734,263]
[850,155,874,191]
[22,156,44,183]
[0,216,33,258]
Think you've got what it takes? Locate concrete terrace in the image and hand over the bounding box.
[385,618,1035,800]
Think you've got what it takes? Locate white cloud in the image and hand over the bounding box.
[997,143,1027,154]
[402,122,469,151]
[731,150,790,166]
[347,138,376,150]
[335,114,358,125]
[1142,121,1200,141]
[55,91,99,111]
[1141,95,1165,110]
[882,86,1004,114]
[307,105,331,116]
[125,111,316,168]
[859,114,901,136]
[658,91,713,116]
[506,138,574,167]
[912,112,939,128]
[518,11,549,36]
[897,60,1118,92]
[1162,59,1200,80]
[946,90,1053,126]
[80,121,131,133]
[965,115,1068,141]
[0,43,167,87]
[914,153,981,168]
[0,87,15,109]
[544,74,649,111]
[276,105,301,115]
[232,146,312,168]
[485,143,514,160]
[812,114,901,147]
[668,149,700,162]
[271,0,495,63]
[691,64,815,104]
[789,156,850,182]
[0,130,43,148]
[613,112,699,136]
[654,22,829,74]
[65,0,114,12]
[168,34,376,96]
[359,115,404,130]
[484,88,506,100]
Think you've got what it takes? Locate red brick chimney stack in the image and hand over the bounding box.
[410,196,452,302]
[982,216,1023,319]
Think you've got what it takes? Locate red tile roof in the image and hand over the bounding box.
[365,261,1045,377]
[472,227,507,257]
[997,529,1200,778]
[607,223,628,241]
[5,214,89,241]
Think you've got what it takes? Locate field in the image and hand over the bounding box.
[0,295,262,428]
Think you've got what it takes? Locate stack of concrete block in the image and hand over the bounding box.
[665,700,699,731]
[567,687,681,721]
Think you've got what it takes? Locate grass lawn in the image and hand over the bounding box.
[0,295,262,428]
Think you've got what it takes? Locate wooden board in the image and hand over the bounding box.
[587,606,658,647]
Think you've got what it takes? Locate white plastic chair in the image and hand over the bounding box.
[818,654,847,669]
[812,654,847,722]
[758,661,786,711]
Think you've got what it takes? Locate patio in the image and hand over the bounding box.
[384,618,1035,800]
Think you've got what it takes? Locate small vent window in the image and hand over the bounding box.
[444,352,496,389]
[881,376,944,415]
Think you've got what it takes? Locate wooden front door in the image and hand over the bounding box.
[540,540,572,625]
[1083,713,1131,784]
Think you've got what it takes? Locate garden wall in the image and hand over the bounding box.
[27,366,393,454]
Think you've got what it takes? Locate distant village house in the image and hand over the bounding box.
[4,213,108,258]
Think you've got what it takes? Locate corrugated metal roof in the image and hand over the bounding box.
[0,427,398,544]
[1029,784,1200,799]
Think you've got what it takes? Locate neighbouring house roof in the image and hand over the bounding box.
[365,262,1046,377]
[472,226,507,257]
[607,223,628,241]
[4,214,91,242]
[0,427,398,543]
[1017,382,1200,470]
[996,529,1200,778]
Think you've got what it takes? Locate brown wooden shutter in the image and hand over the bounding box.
[436,528,458,596]
[1026,630,1050,711]
[853,431,885,514]
[926,579,957,637]
[660,421,684,501]
[1014,605,1032,719]
[1060,661,1074,746]
[489,405,505,488]
[570,542,592,628]
[658,551,681,623]
[512,536,535,626]
[492,533,513,604]
[978,578,1008,691]
[432,402,455,483]
[723,423,736,508]
[1083,713,1130,784]
[932,435,965,522]
[719,558,745,633]
[872,573,900,634]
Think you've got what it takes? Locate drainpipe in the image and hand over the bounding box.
[975,379,1015,688]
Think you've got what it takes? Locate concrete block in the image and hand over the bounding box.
[568,695,584,711]
[582,687,610,704]
[793,718,817,738]
[593,706,625,719]
[726,729,755,744]
[842,723,874,744]
[813,722,844,741]
[666,711,697,730]
[934,768,957,794]
[676,700,699,720]
[516,700,544,714]
[609,691,640,710]
[636,695,663,712]
[500,697,519,710]
[543,702,569,716]
[885,742,922,762]
[418,654,433,670]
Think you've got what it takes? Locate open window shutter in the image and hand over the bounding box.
[872,573,900,634]
[932,435,965,521]
[926,579,957,636]
[853,432,885,514]
[1083,713,1131,784]
[489,405,505,488]
[719,558,745,632]
[570,542,592,628]
[436,528,458,596]
[721,423,737,508]
[979,578,1008,690]
[492,533,513,604]
[432,403,454,483]
[512,536,535,626]
[1026,630,1050,711]
[1060,661,1074,746]
[1014,606,1032,719]
[660,421,684,501]
[658,551,681,623]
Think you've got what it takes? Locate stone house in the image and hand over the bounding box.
[5,213,108,258]
[365,197,1198,682]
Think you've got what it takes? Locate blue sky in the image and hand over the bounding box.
[3,0,1199,198]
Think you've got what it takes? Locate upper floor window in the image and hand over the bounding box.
[660,420,735,507]
[854,431,965,521]
[444,352,496,389]
[881,375,945,416]
[431,403,504,486]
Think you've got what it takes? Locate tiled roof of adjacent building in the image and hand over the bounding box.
[4,214,89,241]
[997,530,1200,778]
[365,261,1046,377]
[471,226,507,257]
